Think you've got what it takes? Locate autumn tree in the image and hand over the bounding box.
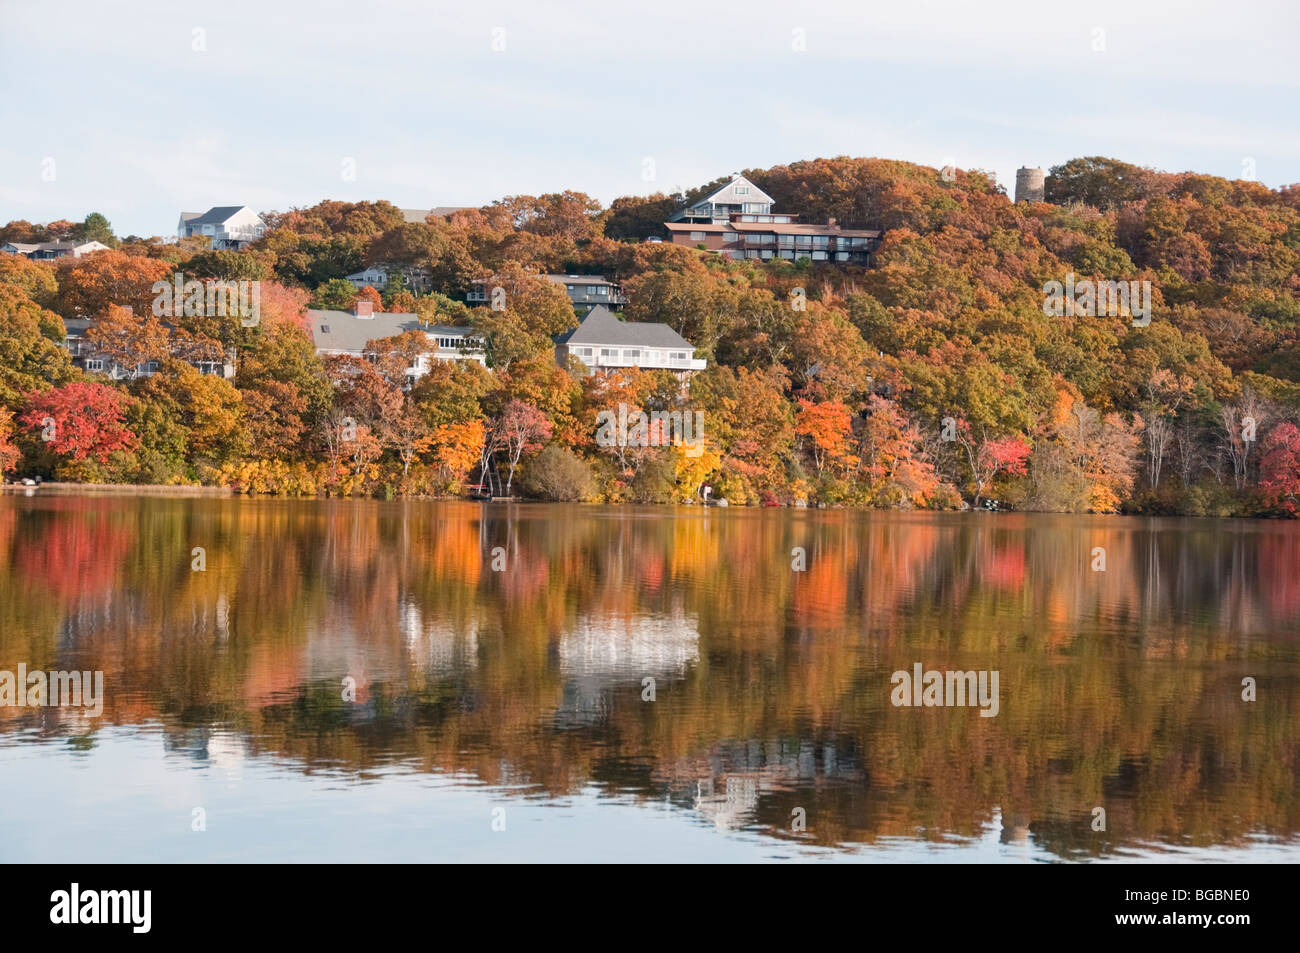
[795,399,856,478]
[489,400,552,497]
[84,304,171,378]
[0,285,75,405]
[55,250,171,318]
[0,407,20,475]
[952,419,1030,508]
[21,381,139,465]
[1259,422,1300,516]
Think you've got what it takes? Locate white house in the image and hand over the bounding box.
[177,206,266,250]
[345,265,434,294]
[554,305,706,378]
[670,174,776,223]
[307,301,486,381]
[2,240,110,260]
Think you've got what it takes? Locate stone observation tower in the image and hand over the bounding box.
[1015,166,1046,204]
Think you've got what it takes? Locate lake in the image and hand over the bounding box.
[0,493,1297,862]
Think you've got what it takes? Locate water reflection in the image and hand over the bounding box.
[1,495,1297,861]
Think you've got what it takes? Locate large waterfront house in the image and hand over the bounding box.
[665,175,881,265]
[2,240,110,260]
[177,206,266,250]
[307,301,486,381]
[554,305,705,379]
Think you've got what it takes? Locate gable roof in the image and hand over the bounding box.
[187,206,257,226]
[698,175,773,208]
[306,309,479,353]
[554,305,694,350]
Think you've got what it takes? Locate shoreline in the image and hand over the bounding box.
[0,482,1290,521]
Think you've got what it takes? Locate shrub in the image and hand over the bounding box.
[521,444,593,502]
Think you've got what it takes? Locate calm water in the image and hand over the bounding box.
[0,493,1297,863]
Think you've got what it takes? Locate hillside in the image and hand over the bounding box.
[2,155,1299,515]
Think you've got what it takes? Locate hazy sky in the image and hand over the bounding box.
[2,0,1297,237]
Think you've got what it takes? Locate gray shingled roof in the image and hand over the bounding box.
[187,206,253,226]
[554,305,694,349]
[307,309,479,353]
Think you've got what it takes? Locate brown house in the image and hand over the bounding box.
[665,175,881,265]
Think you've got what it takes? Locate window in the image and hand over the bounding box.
[202,224,214,235]
[689,231,706,242]
[735,186,750,195]
[623,349,640,362]
[594,285,607,295]
[600,348,617,358]
[86,359,104,371]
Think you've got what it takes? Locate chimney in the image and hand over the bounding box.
[355,300,374,319]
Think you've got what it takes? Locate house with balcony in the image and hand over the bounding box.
[467,274,627,312]
[665,174,881,265]
[671,175,777,223]
[667,218,882,264]
[61,317,236,380]
[177,206,266,250]
[544,275,627,311]
[554,305,705,379]
[307,301,486,381]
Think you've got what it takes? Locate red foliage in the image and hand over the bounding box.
[20,382,139,464]
[1259,422,1300,516]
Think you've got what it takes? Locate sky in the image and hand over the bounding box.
[1,0,1297,238]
